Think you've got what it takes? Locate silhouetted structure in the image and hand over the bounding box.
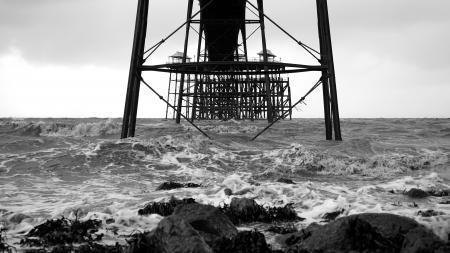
[121,0,342,140]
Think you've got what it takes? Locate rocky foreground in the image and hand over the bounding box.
[3,195,448,253]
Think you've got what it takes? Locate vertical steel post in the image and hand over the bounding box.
[316,0,332,140]
[176,0,194,124]
[128,0,149,137]
[256,0,274,123]
[317,0,342,141]
[191,22,204,121]
[121,0,149,138]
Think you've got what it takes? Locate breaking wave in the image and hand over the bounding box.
[1,118,449,247]
[1,119,121,137]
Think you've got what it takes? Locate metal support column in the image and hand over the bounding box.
[121,0,149,138]
[317,0,342,141]
[257,0,274,123]
[317,0,332,140]
[176,0,194,124]
[191,22,204,121]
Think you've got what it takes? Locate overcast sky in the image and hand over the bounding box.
[1,0,449,118]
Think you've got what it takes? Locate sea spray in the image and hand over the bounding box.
[1,118,449,249]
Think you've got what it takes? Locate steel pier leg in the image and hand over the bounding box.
[121,0,149,138]
[317,0,342,141]
[257,0,274,123]
[176,0,194,124]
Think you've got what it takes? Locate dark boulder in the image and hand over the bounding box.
[224,188,233,196]
[127,216,213,253]
[230,197,260,214]
[221,198,302,224]
[130,203,282,253]
[130,204,238,253]
[417,210,443,217]
[173,203,238,251]
[282,213,446,253]
[138,197,196,216]
[405,188,430,198]
[216,231,272,253]
[401,227,449,253]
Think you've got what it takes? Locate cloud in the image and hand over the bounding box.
[0,0,137,66]
[0,0,449,117]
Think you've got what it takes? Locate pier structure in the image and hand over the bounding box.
[121,0,342,140]
[164,50,292,121]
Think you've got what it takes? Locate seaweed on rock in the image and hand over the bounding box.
[138,197,197,216]
[156,181,201,191]
[219,198,303,225]
[267,224,298,235]
[1,227,16,253]
[75,242,124,253]
[428,189,450,197]
[417,209,443,217]
[322,209,345,222]
[20,217,103,247]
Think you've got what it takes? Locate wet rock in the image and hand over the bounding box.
[224,188,233,196]
[417,210,443,217]
[277,178,295,184]
[267,224,298,235]
[216,231,272,253]
[405,188,430,198]
[138,197,196,216]
[75,243,123,253]
[230,197,260,214]
[156,181,201,191]
[439,200,450,204]
[321,209,345,222]
[130,204,238,253]
[220,197,303,224]
[401,227,449,253]
[281,213,447,253]
[173,203,238,251]
[130,204,281,253]
[128,215,214,253]
[51,245,73,252]
[105,218,115,224]
[428,189,450,197]
[126,231,154,253]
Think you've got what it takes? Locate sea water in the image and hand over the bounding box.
[0,118,449,248]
